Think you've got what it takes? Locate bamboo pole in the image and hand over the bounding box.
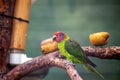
[10,0,31,50]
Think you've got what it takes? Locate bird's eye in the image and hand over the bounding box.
[59,33,64,37]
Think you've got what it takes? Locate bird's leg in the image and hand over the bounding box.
[64,60,75,69]
[56,53,66,59]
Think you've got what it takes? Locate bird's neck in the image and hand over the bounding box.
[58,35,70,56]
[58,35,70,50]
[60,35,70,43]
[65,35,70,41]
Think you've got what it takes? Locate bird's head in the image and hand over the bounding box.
[52,31,67,42]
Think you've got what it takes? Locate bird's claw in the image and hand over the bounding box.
[64,60,75,69]
[57,54,66,59]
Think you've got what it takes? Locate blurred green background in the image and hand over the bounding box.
[25,0,120,80]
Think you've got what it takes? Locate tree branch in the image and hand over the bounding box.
[0,51,82,80]
[83,46,120,59]
[0,46,120,80]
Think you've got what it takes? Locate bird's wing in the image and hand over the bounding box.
[65,39,86,60]
[65,39,96,67]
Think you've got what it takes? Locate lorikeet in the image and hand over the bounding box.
[52,31,104,78]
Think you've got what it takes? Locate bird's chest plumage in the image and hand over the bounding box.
[58,39,82,63]
[58,40,79,63]
[58,41,71,58]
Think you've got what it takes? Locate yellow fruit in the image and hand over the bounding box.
[40,38,58,54]
[89,32,109,46]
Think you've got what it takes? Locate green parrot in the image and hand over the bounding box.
[52,31,104,79]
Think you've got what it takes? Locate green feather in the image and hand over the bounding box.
[84,63,104,79]
[58,34,104,79]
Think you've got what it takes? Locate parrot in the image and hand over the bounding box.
[52,31,104,79]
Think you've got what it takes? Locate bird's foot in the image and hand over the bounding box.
[57,54,66,59]
[64,60,75,69]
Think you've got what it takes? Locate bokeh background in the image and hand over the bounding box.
[25,0,120,80]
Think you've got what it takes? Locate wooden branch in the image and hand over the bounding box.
[83,46,120,59]
[0,51,82,80]
[65,65,83,80]
[0,46,120,80]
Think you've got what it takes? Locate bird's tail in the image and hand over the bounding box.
[83,63,104,79]
[86,58,96,68]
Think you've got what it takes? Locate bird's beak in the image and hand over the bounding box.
[52,36,56,41]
